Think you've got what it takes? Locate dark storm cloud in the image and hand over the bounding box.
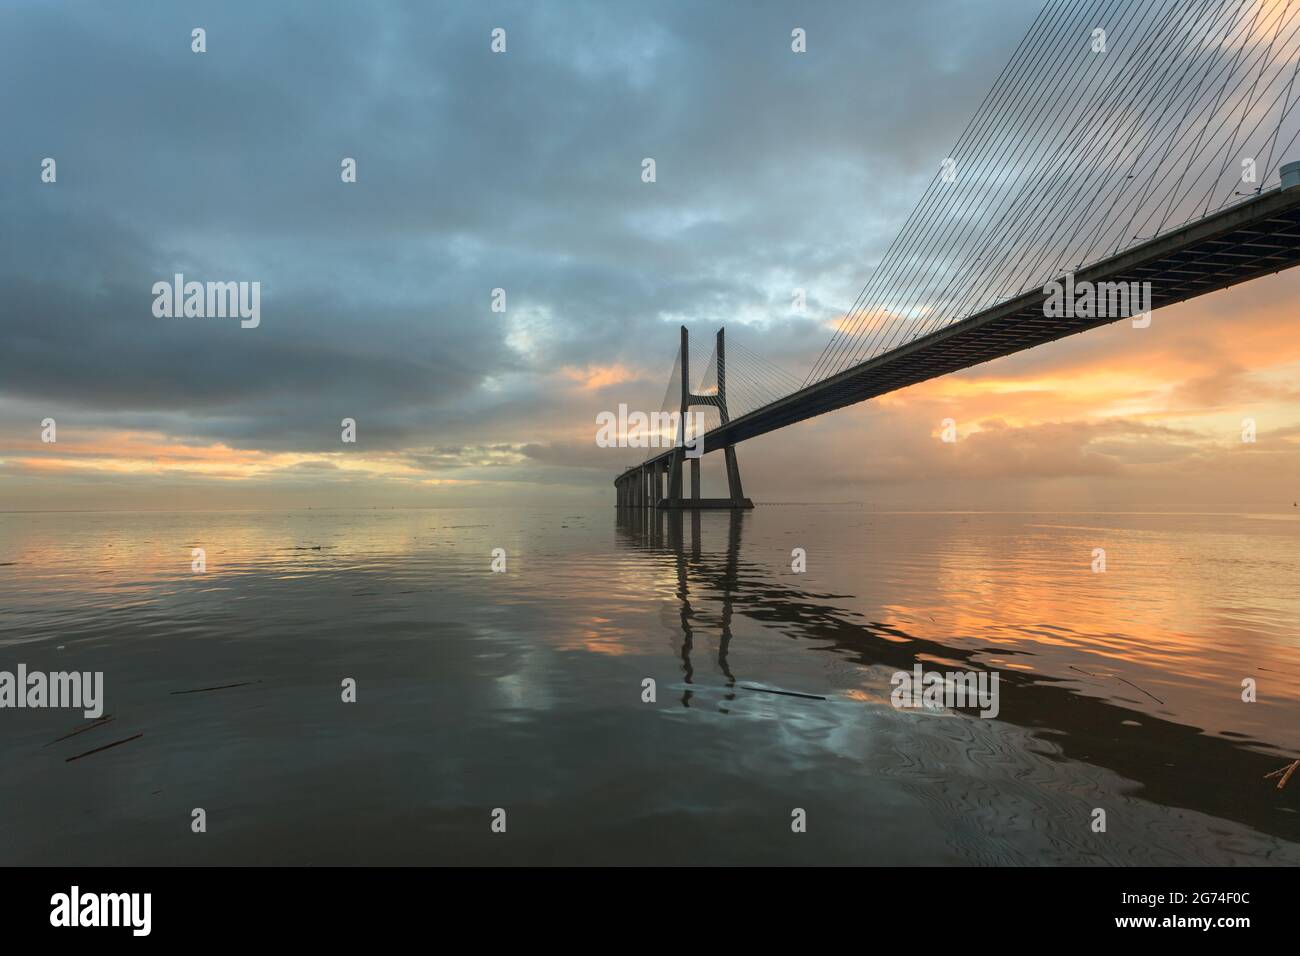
[0,0,1040,459]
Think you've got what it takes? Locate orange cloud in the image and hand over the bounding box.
[559,363,637,390]
[4,429,476,484]
[875,282,1300,435]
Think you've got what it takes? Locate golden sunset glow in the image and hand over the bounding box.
[560,363,639,391]
[5,431,488,486]
[8,279,1300,507]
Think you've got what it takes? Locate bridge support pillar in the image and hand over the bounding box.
[658,326,752,510]
[667,447,684,502]
[618,325,754,510]
[724,444,746,502]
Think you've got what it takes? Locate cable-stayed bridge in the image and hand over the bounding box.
[616,0,1300,508]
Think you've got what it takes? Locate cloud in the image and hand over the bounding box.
[3,0,1298,511]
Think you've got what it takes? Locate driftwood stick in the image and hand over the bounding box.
[1264,758,1299,789]
[1278,760,1298,790]
[170,680,262,696]
[1069,665,1163,704]
[65,733,144,763]
[43,715,114,747]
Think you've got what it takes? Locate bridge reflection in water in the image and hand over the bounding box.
[614,505,1300,851]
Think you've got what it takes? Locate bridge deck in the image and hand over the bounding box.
[619,182,1300,482]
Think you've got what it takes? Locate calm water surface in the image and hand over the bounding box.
[1,507,1297,865]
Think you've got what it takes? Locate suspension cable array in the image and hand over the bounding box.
[805,0,1300,386]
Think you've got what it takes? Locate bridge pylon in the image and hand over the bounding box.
[657,325,753,510]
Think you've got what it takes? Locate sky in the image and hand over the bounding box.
[2,0,1299,513]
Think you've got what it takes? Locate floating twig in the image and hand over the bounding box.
[1264,759,1299,790]
[739,685,826,701]
[170,680,262,696]
[43,715,114,747]
[66,733,143,763]
[1069,665,1163,704]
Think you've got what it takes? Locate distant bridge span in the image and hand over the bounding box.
[616,0,1300,508]
[615,181,1300,507]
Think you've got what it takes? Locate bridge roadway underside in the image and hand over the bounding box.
[620,183,1300,484]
